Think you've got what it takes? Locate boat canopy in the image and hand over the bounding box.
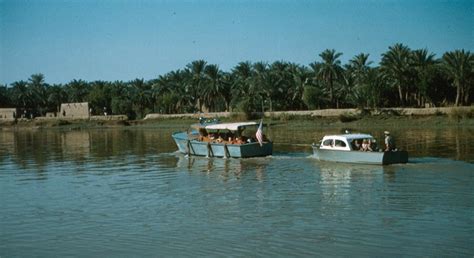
[205,122,258,131]
[323,134,374,141]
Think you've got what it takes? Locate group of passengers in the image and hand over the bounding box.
[352,139,376,152]
[351,131,396,152]
[197,129,261,145]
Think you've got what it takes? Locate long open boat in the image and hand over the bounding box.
[312,133,408,165]
[172,121,272,158]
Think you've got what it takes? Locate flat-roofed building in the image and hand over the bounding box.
[60,102,90,119]
[0,108,17,120]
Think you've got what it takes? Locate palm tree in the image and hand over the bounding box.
[230,61,259,114]
[203,64,224,112]
[253,62,274,112]
[366,68,388,108]
[88,81,112,115]
[110,81,134,118]
[412,49,438,106]
[186,60,207,112]
[11,80,31,111]
[308,61,331,108]
[219,72,233,112]
[349,53,372,83]
[347,53,373,107]
[269,61,292,110]
[231,61,253,101]
[130,78,152,118]
[316,49,344,107]
[0,84,11,108]
[66,79,90,102]
[47,84,68,113]
[380,43,412,106]
[28,73,48,115]
[442,49,473,106]
[288,63,310,110]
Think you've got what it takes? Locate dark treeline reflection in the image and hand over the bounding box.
[0,126,473,171]
[0,128,177,170]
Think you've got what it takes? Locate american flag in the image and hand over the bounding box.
[256,119,263,147]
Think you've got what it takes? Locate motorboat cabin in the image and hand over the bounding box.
[313,133,408,165]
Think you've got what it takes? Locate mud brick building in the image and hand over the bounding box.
[60,102,90,119]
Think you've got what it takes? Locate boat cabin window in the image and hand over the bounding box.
[322,139,333,147]
[334,140,346,147]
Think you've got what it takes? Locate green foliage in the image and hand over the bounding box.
[339,113,360,123]
[111,96,134,119]
[303,85,324,109]
[449,107,474,120]
[0,84,12,108]
[2,45,473,119]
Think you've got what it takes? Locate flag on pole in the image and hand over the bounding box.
[256,119,263,147]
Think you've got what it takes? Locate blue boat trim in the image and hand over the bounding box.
[312,133,408,165]
[172,122,273,158]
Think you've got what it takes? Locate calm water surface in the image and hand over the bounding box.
[1,125,473,257]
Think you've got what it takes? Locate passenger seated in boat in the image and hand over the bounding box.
[209,133,216,141]
[352,139,361,150]
[216,135,224,143]
[360,139,373,152]
[370,139,378,151]
[198,129,208,141]
[235,137,244,144]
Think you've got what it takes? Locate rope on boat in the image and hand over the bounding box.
[223,144,230,159]
[206,142,214,158]
[186,140,191,156]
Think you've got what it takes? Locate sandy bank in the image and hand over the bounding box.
[143,106,473,120]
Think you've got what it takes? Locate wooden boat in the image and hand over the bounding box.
[312,133,408,165]
[172,121,272,158]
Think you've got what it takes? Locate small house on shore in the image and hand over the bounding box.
[0,108,17,120]
[60,102,90,119]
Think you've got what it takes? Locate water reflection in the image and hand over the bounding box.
[0,128,177,170]
[317,161,385,205]
[2,128,473,257]
[175,155,269,182]
[0,125,472,172]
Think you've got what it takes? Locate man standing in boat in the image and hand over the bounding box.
[384,131,396,151]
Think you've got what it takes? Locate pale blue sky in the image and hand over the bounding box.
[1,0,472,85]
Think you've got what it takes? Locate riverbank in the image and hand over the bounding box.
[143,106,474,120]
[1,106,473,130]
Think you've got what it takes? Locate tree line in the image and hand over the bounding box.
[0,43,472,119]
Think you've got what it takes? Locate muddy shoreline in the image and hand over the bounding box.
[1,107,473,130]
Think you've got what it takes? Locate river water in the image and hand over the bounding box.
[1,124,473,257]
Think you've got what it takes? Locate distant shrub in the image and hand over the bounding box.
[358,108,372,117]
[449,107,474,120]
[230,112,249,121]
[378,109,401,117]
[339,113,359,123]
[279,113,296,121]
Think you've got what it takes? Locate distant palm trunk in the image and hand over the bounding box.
[398,84,404,106]
[455,82,461,106]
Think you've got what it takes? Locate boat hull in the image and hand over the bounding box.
[312,146,408,165]
[172,132,272,158]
